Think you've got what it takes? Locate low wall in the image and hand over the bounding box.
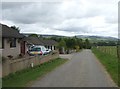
[2,52,59,77]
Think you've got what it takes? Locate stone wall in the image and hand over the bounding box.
[2,52,59,77]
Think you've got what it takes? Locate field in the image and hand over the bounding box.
[96,46,117,57]
[92,46,119,86]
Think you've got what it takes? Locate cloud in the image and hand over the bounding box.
[105,16,118,24]
[2,2,32,10]
[1,0,119,38]
[2,2,63,25]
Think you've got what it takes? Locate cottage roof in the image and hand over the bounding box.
[42,39,58,46]
[23,37,57,46]
[0,24,24,38]
[23,37,44,45]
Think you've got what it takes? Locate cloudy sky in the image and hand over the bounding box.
[1,0,119,38]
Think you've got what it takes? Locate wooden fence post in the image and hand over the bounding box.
[117,39,120,86]
[117,42,120,60]
[117,46,120,60]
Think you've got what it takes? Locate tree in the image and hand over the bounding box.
[78,39,83,49]
[28,34,38,37]
[50,37,61,42]
[58,38,66,48]
[83,39,91,49]
[11,25,20,32]
[57,38,66,54]
[65,38,74,49]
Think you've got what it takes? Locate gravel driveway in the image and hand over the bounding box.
[30,49,117,87]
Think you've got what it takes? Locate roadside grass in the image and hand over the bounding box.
[97,46,117,57]
[2,58,68,87]
[92,48,119,86]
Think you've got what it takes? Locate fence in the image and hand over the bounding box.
[96,46,117,57]
[2,52,59,77]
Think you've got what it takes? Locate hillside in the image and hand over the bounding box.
[76,35,118,42]
[22,33,118,42]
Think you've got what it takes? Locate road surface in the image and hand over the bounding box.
[30,49,117,87]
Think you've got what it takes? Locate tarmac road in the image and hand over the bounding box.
[31,49,117,87]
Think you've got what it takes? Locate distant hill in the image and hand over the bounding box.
[40,34,67,38]
[22,33,118,42]
[22,33,67,38]
[76,35,118,42]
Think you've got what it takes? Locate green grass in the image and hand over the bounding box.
[2,58,68,87]
[92,48,119,86]
[97,46,117,57]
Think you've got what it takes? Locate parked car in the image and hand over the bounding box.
[28,45,50,56]
[28,46,43,56]
[46,48,52,54]
[35,46,52,54]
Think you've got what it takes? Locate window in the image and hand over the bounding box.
[51,46,52,50]
[2,38,4,49]
[48,46,50,49]
[10,38,16,48]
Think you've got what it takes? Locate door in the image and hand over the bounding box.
[20,41,25,55]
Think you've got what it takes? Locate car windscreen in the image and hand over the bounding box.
[41,46,47,51]
[30,47,41,51]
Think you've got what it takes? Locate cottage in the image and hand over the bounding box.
[22,36,44,52]
[42,39,58,51]
[0,24,25,58]
[22,36,58,51]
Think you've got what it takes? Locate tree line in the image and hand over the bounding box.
[92,41,117,46]
[50,36,91,53]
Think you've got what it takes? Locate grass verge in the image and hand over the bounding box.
[92,48,118,86]
[2,58,68,87]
